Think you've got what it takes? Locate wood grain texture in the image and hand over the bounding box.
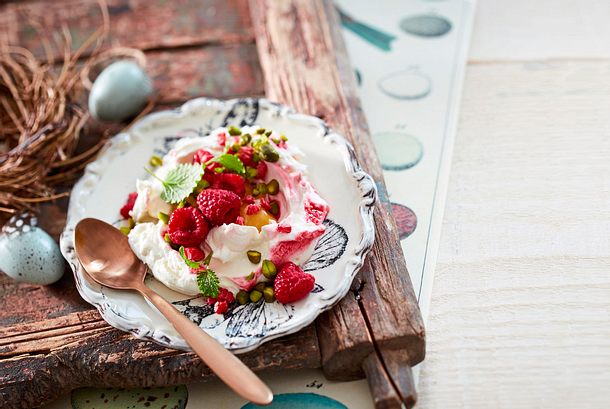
[249,1,424,407]
[418,60,610,408]
[0,0,254,61]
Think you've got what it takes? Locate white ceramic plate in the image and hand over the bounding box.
[60,98,376,353]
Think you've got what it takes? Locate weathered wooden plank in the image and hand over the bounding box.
[249,0,425,406]
[0,0,254,61]
[0,323,320,408]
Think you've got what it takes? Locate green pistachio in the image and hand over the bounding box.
[267,179,279,195]
[263,287,275,303]
[247,250,261,264]
[128,218,136,228]
[240,133,252,145]
[228,125,241,135]
[149,155,163,167]
[245,272,255,281]
[231,143,241,152]
[249,290,263,303]
[280,134,288,141]
[119,226,131,235]
[236,290,249,305]
[255,127,266,135]
[158,212,170,224]
[262,259,277,279]
[257,182,267,195]
[246,166,258,179]
[164,233,172,243]
[261,143,279,162]
[254,282,266,292]
[265,130,272,136]
[269,201,280,216]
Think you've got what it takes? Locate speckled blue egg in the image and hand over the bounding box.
[0,225,64,285]
[88,60,153,122]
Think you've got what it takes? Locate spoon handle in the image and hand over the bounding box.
[136,284,273,405]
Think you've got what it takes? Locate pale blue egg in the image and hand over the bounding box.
[0,223,64,285]
[88,60,153,122]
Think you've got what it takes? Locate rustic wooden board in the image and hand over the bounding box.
[0,0,425,408]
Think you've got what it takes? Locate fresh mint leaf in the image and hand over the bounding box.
[208,154,245,175]
[197,269,220,298]
[179,246,201,269]
[156,163,203,204]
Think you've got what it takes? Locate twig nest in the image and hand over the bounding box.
[88,60,153,122]
[0,213,64,285]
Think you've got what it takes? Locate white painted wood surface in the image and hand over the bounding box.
[418,2,610,407]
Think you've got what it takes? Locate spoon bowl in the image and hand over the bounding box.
[74,218,146,290]
[74,217,273,406]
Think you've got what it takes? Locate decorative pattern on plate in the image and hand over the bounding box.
[60,98,376,353]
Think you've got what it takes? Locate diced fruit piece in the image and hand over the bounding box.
[246,204,261,215]
[212,173,246,197]
[277,223,292,233]
[197,188,241,226]
[247,250,261,264]
[304,199,329,225]
[193,149,214,164]
[249,290,262,303]
[217,132,227,146]
[262,259,277,279]
[207,288,235,305]
[274,262,315,304]
[263,287,275,303]
[241,207,275,231]
[183,247,205,262]
[120,192,138,219]
[167,207,209,246]
[236,290,249,305]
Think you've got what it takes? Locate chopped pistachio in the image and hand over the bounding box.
[261,143,279,162]
[269,201,280,216]
[240,133,252,145]
[255,127,266,134]
[247,250,261,264]
[128,218,136,228]
[252,152,262,163]
[186,196,198,207]
[264,130,272,136]
[271,137,280,145]
[254,282,266,292]
[158,212,170,224]
[249,290,262,303]
[267,179,279,195]
[262,259,277,279]
[236,290,249,305]
[245,272,255,281]
[228,125,241,135]
[231,143,241,152]
[214,166,225,173]
[263,287,275,303]
[149,155,163,167]
[119,226,131,235]
[280,134,288,141]
[246,166,258,179]
[196,178,210,192]
[257,182,267,195]
[252,188,260,196]
[164,233,172,243]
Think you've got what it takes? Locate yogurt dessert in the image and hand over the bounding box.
[119,125,329,313]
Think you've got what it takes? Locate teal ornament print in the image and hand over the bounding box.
[372,132,423,171]
[400,14,452,37]
[242,393,348,409]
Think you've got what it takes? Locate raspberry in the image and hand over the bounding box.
[197,188,241,226]
[183,247,205,262]
[274,262,315,304]
[304,199,329,225]
[193,149,214,164]
[120,192,138,219]
[256,161,268,179]
[217,132,227,147]
[207,288,235,305]
[237,146,256,166]
[214,301,228,314]
[246,204,260,215]
[277,224,292,233]
[167,207,209,246]
[212,173,246,197]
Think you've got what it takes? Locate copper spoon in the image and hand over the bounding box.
[74,217,273,405]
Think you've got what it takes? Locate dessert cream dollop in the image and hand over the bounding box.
[127,126,329,296]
